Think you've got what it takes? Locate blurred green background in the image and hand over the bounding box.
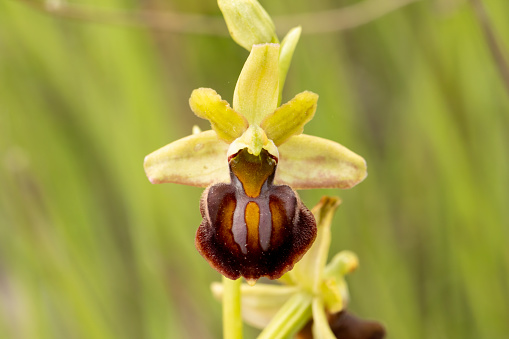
[1,0,508,338]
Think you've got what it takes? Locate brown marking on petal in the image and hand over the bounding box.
[245,202,261,250]
[217,195,236,236]
[269,197,287,249]
[195,148,317,281]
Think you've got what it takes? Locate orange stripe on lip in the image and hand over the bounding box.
[245,201,260,250]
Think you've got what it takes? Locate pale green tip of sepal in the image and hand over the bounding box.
[257,292,313,339]
[227,125,279,158]
[278,26,302,105]
[312,298,337,339]
[218,0,278,51]
[233,43,280,126]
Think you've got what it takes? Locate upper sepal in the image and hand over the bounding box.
[233,44,280,126]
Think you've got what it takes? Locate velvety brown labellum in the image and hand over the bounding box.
[195,148,317,280]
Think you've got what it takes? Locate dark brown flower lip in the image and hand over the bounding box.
[296,310,386,339]
[195,148,317,281]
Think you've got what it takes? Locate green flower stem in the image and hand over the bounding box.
[257,291,313,339]
[311,298,336,339]
[223,276,243,339]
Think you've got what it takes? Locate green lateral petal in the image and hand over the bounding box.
[289,197,341,293]
[189,88,248,143]
[275,135,367,189]
[211,282,297,329]
[261,91,318,146]
[144,130,229,187]
[233,43,280,125]
[278,26,302,105]
[218,0,278,51]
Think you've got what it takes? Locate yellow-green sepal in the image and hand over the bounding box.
[233,43,280,126]
[275,134,367,189]
[217,0,278,51]
[144,130,229,187]
[261,91,318,146]
[278,26,302,105]
[189,88,248,143]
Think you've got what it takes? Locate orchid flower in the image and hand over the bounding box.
[144,43,366,283]
[211,197,385,339]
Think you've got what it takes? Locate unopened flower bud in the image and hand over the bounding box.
[218,0,278,51]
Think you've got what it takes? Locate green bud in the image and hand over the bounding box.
[218,0,279,51]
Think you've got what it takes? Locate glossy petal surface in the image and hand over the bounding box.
[261,91,318,146]
[189,88,248,142]
[144,130,229,187]
[275,134,367,189]
[233,44,280,125]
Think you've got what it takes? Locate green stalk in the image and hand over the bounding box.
[223,276,243,339]
[257,292,313,339]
